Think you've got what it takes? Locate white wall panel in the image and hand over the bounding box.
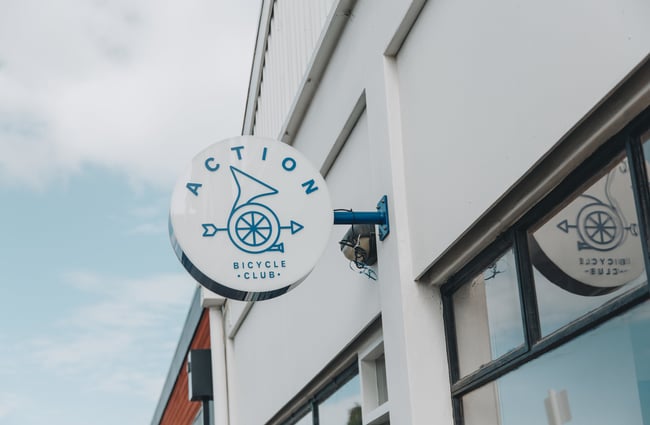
[234,112,381,425]
[253,0,336,138]
[396,0,650,277]
[235,1,461,424]
[227,1,650,424]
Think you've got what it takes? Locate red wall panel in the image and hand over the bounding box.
[160,309,211,425]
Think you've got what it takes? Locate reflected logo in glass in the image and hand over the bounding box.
[530,161,644,296]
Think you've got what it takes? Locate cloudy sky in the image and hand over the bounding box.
[0,0,260,423]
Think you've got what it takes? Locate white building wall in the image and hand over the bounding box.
[233,111,382,425]
[228,1,650,425]
[152,1,650,424]
[253,0,335,139]
[232,1,455,423]
[397,0,650,277]
[283,2,456,423]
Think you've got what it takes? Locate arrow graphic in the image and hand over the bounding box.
[556,220,576,234]
[202,223,227,237]
[281,220,304,235]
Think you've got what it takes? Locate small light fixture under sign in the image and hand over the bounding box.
[339,223,377,268]
[334,196,388,278]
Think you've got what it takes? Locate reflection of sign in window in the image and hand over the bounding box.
[530,160,644,296]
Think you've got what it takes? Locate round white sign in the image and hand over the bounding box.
[170,136,332,301]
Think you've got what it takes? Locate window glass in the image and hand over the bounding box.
[453,249,525,377]
[642,128,650,174]
[291,413,312,425]
[462,300,650,425]
[192,401,214,425]
[375,354,388,406]
[318,374,362,425]
[529,155,646,335]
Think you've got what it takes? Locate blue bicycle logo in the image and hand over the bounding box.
[201,166,303,254]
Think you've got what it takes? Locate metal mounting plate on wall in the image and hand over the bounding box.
[376,195,389,241]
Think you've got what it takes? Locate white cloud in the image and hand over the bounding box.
[63,269,105,292]
[31,331,135,373]
[97,368,165,399]
[0,0,260,189]
[128,221,166,235]
[129,204,164,219]
[28,271,197,399]
[122,198,170,235]
[0,392,22,419]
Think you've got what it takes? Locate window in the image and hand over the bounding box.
[359,339,390,425]
[461,301,650,425]
[442,108,650,425]
[530,153,646,336]
[269,324,385,425]
[192,401,213,425]
[278,363,362,425]
[319,374,362,424]
[452,248,525,377]
[374,354,388,406]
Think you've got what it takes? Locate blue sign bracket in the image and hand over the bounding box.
[333,195,390,241]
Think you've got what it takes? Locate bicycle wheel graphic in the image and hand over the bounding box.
[228,203,281,253]
[576,203,624,252]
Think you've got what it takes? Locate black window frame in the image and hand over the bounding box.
[441,106,650,425]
